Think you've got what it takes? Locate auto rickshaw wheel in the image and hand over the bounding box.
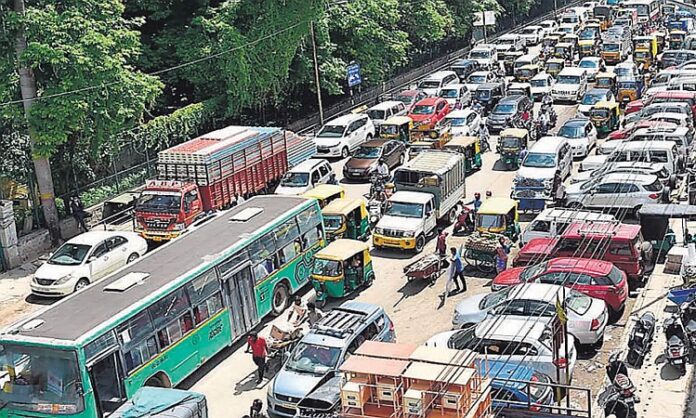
[415,235,426,253]
[270,283,290,316]
[363,272,375,288]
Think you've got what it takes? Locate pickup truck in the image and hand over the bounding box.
[373,151,466,252]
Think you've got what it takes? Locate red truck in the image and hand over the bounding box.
[134,126,314,241]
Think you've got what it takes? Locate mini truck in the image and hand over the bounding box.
[134,126,314,241]
[373,151,466,252]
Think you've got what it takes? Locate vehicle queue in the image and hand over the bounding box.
[9,1,696,418]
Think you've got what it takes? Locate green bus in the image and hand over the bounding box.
[0,196,324,418]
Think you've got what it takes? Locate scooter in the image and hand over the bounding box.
[680,300,696,347]
[626,311,656,368]
[367,198,385,229]
[664,314,689,375]
[452,207,475,236]
[599,352,638,418]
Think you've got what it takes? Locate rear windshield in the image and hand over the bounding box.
[644,179,662,192]
[566,289,592,315]
[608,266,625,285]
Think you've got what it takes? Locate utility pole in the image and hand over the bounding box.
[482,12,487,43]
[14,0,61,244]
[310,22,324,126]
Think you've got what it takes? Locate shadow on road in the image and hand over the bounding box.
[234,371,268,395]
[25,294,57,306]
[491,159,517,172]
[393,276,438,308]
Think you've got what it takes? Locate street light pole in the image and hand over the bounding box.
[310,22,324,126]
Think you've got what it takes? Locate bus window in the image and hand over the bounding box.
[249,233,279,282]
[149,288,193,349]
[218,251,249,278]
[275,219,301,264]
[186,270,223,325]
[117,311,158,372]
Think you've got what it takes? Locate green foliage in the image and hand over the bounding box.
[400,0,454,52]
[78,168,148,208]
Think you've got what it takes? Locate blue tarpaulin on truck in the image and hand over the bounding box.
[112,387,207,418]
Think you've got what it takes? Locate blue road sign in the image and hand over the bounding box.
[347,63,362,87]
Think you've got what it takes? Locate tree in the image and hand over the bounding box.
[0,0,162,240]
[399,0,454,53]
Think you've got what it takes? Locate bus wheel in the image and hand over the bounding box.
[271,283,289,316]
[145,374,170,388]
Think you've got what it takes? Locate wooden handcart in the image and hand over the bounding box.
[403,254,442,283]
[463,234,498,273]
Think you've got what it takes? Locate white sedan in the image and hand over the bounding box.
[31,231,148,297]
[439,109,481,136]
[578,57,604,81]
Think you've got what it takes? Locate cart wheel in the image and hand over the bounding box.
[475,254,496,273]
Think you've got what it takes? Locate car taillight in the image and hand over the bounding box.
[591,318,601,331]
[553,358,568,368]
[648,193,660,199]
[390,321,395,332]
[671,347,682,356]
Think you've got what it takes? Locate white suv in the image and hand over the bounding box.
[314,114,375,158]
[427,316,577,385]
[564,173,667,212]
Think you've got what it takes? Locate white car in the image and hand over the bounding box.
[570,162,674,187]
[495,33,524,52]
[31,231,148,297]
[275,159,335,195]
[452,283,608,347]
[558,117,597,157]
[565,173,667,211]
[552,68,587,103]
[465,70,497,92]
[437,84,472,109]
[427,316,578,384]
[530,73,555,101]
[641,102,693,120]
[539,19,558,36]
[577,88,615,115]
[365,101,406,127]
[313,113,375,158]
[519,25,544,45]
[648,112,693,128]
[578,57,604,81]
[439,109,481,136]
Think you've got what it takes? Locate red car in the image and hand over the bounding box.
[608,120,677,141]
[625,91,696,118]
[492,257,628,315]
[408,97,451,130]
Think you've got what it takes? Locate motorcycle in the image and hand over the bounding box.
[680,300,696,347]
[369,173,387,200]
[664,314,689,375]
[367,198,385,229]
[626,311,656,367]
[600,352,638,418]
[535,119,549,138]
[598,386,636,418]
[452,206,475,235]
[541,103,557,127]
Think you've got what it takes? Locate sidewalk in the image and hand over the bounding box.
[0,261,42,329]
[593,265,693,417]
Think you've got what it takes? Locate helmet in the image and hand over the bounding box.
[378,158,386,164]
[474,192,481,199]
[486,190,492,197]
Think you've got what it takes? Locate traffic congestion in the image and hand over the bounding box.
[4,1,696,418]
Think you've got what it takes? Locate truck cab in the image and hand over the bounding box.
[134,180,204,242]
[373,191,437,253]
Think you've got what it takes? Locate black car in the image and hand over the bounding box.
[485,95,533,132]
[473,82,506,112]
[451,59,479,82]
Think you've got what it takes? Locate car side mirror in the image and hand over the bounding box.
[87,256,97,264]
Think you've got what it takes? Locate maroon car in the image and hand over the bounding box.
[342,139,406,180]
[394,89,429,112]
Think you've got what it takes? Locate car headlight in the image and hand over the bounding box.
[403,231,416,238]
[54,273,74,285]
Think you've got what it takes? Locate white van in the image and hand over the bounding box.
[468,44,498,69]
[552,68,588,102]
[514,54,540,74]
[275,159,335,195]
[366,101,407,126]
[417,71,459,96]
[521,208,617,245]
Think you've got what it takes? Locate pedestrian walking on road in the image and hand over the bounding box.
[495,237,509,274]
[436,229,449,268]
[449,247,467,293]
[246,331,267,383]
[69,195,89,233]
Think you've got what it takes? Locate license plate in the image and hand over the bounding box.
[383,238,401,245]
[152,236,163,242]
[675,359,683,364]
[636,332,644,338]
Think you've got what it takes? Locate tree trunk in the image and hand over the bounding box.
[14,0,61,244]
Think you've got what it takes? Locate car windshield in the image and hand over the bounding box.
[285,342,342,375]
[396,94,414,105]
[582,93,603,105]
[566,290,592,315]
[353,146,381,159]
[493,103,516,114]
[520,261,549,281]
[468,75,487,84]
[312,258,342,277]
[411,105,435,115]
[48,243,91,266]
[317,125,346,138]
[603,43,620,51]
[531,79,548,87]
[634,51,649,58]
[476,89,491,99]
[560,124,585,138]
[323,215,344,232]
[480,287,513,309]
[618,82,636,89]
[135,191,181,213]
[0,345,83,414]
[477,214,504,230]
[557,75,580,84]
[385,201,424,218]
[280,172,309,187]
[439,89,460,98]
[445,117,467,126]
[470,51,490,59]
[615,67,631,77]
[523,152,556,168]
[579,29,597,39]
[579,60,598,69]
[380,124,399,135]
[591,109,610,118]
[419,80,441,89]
[367,110,386,120]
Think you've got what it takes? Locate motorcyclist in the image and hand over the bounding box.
[542,92,553,108]
[472,100,483,115]
[538,110,549,136]
[376,158,390,180]
[478,124,490,152]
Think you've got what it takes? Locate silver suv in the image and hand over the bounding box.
[564,173,668,213]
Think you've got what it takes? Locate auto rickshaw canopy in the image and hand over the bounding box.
[478,197,519,216]
[499,128,529,140]
[592,100,620,112]
[445,135,479,148]
[314,238,370,262]
[382,115,413,127]
[322,197,368,218]
[301,184,346,206]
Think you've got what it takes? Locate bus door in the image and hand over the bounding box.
[221,263,258,338]
[87,349,126,417]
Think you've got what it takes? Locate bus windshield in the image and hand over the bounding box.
[0,345,83,414]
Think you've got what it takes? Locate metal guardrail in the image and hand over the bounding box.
[292,0,583,135]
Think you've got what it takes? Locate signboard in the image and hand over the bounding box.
[347,63,362,87]
[473,11,496,27]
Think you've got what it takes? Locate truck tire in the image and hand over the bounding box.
[415,235,426,253]
[270,283,289,316]
[447,207,457,225]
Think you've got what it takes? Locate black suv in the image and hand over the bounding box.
[451,59,479,82]
[485,95,533,132]
[473,82,506,112]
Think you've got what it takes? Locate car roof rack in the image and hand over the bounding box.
[312,308,367,338]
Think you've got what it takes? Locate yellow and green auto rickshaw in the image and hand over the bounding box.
[476,197,521,241]
[301,184,346,208]
[562,34,580,51]
[595,72,617,95]
[578,39,598,58]
[616,78,644,104]
[379,116,413,143]
[554,42,575,62]
[589,101,620,136]
[497,128,530,170]
[322,198,370,242]
[502,50,525,76]
[654,31,666,53]
[545,58,566,78]
[443,135,482,174]
[633,35,658,57]
[311,239,374,306]
[633,48,655,72]
[669,30,687,49]
[514,64,540,82]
